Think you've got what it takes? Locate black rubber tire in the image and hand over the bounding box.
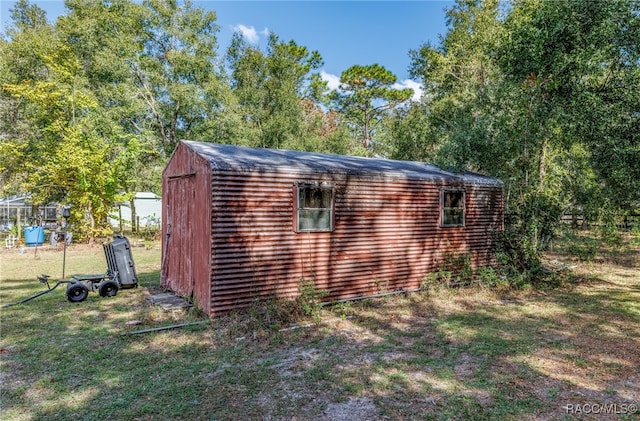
[98,281,119,297]
[66,283,89,303]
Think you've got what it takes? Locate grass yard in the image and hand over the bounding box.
[1,232,639,420]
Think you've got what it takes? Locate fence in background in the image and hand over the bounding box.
[559,214,640,231]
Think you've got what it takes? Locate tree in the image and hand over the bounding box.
[2,37,138,241]
[227,32,348,152]
[59,0,162,201]
[6,0,47,32]
[407,0,640,274]
[59,0,239,191]
[0,0,56,195]
[386,102,439,162]
[330,64,413,152]
[134,0,229,157]
[61,0,231,158]
[1,0,147,240]
[497,0,640,217]
[408,0,503,170]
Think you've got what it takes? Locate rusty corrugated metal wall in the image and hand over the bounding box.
[209,170,503,315]
[162,141,503,317]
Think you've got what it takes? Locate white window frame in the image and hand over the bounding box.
[441,189,465,228]
[296,183,334,232]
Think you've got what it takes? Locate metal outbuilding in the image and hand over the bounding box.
[161,140,503,316]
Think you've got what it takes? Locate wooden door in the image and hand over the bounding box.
[165,176,195,297]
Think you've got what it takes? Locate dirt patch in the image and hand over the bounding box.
[268,347,322,378]
[322,397,380,421]
[454,353,478,379]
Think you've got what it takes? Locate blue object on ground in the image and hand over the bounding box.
[24,226,45,245]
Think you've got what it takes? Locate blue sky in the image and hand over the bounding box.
[1,0,454,99]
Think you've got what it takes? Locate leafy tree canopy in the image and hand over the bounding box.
[227,32,349,152]
[330,64,413,152]
[404,0,640,274]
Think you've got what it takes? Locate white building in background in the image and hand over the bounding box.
[109,192,162,229]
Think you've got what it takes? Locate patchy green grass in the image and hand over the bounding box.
[1,233,639,420]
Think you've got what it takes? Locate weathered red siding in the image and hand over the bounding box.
[162,141,503,317]
[161,143,212,315]
[209,171,502,314]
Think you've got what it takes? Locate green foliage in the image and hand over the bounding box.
[331,301,354,320]
[0,0,234,241]
[136,0,230,155]
[420,270,452,290]
[243,295,293,333]
[561,231,599,262]
[8,0,47,31]
[552,227,640,268]
[498,0,640,209]
[494,228,542,285]
[1,0,636,257]
[226,32,349,153]
[406,0,640,273]
[421,264,503,290]
[243,278,329,331]
[491,192,564,283]
[330,64,413,152]
[58,0,164,197]
[2,0,352,242]
[420,251,475,288]
[294,278,329,321]
[59,0,235,177]
[475,266,502,287]
[1,34,137,241]
[630,226,640,246]
[140,214,162,243]
[387,102,439,162]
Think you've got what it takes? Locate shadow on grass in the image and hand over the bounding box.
[322,283,639,419]
[0,269,162,309]
[137,270,161,288]
[2,265,263,419]
[0,280,53,295]
[3,266,639,420]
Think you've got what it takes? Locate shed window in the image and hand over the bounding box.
[297,184,334,232]
[442,190,465,227]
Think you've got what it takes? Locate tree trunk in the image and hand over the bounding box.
[538,138,548,190]
[87,204,95,245]
[118,205,123,235]
[130,198,137,233]
[363,109,371,149]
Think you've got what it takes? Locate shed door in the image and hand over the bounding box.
[166,176,195,297]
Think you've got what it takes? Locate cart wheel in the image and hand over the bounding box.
[66,283,89,303]
[98,281,119,297]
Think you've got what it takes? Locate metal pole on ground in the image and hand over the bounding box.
[62,206,70,279]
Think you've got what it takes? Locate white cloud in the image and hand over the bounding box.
[320,71,341,91]
[232,24,268,44]
[393,79,424,102]
[321,71,423,102]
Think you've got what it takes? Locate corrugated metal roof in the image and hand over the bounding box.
[182,140,503,187]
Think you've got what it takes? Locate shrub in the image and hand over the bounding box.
[294,278,329,321]
[475,266,503,287]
